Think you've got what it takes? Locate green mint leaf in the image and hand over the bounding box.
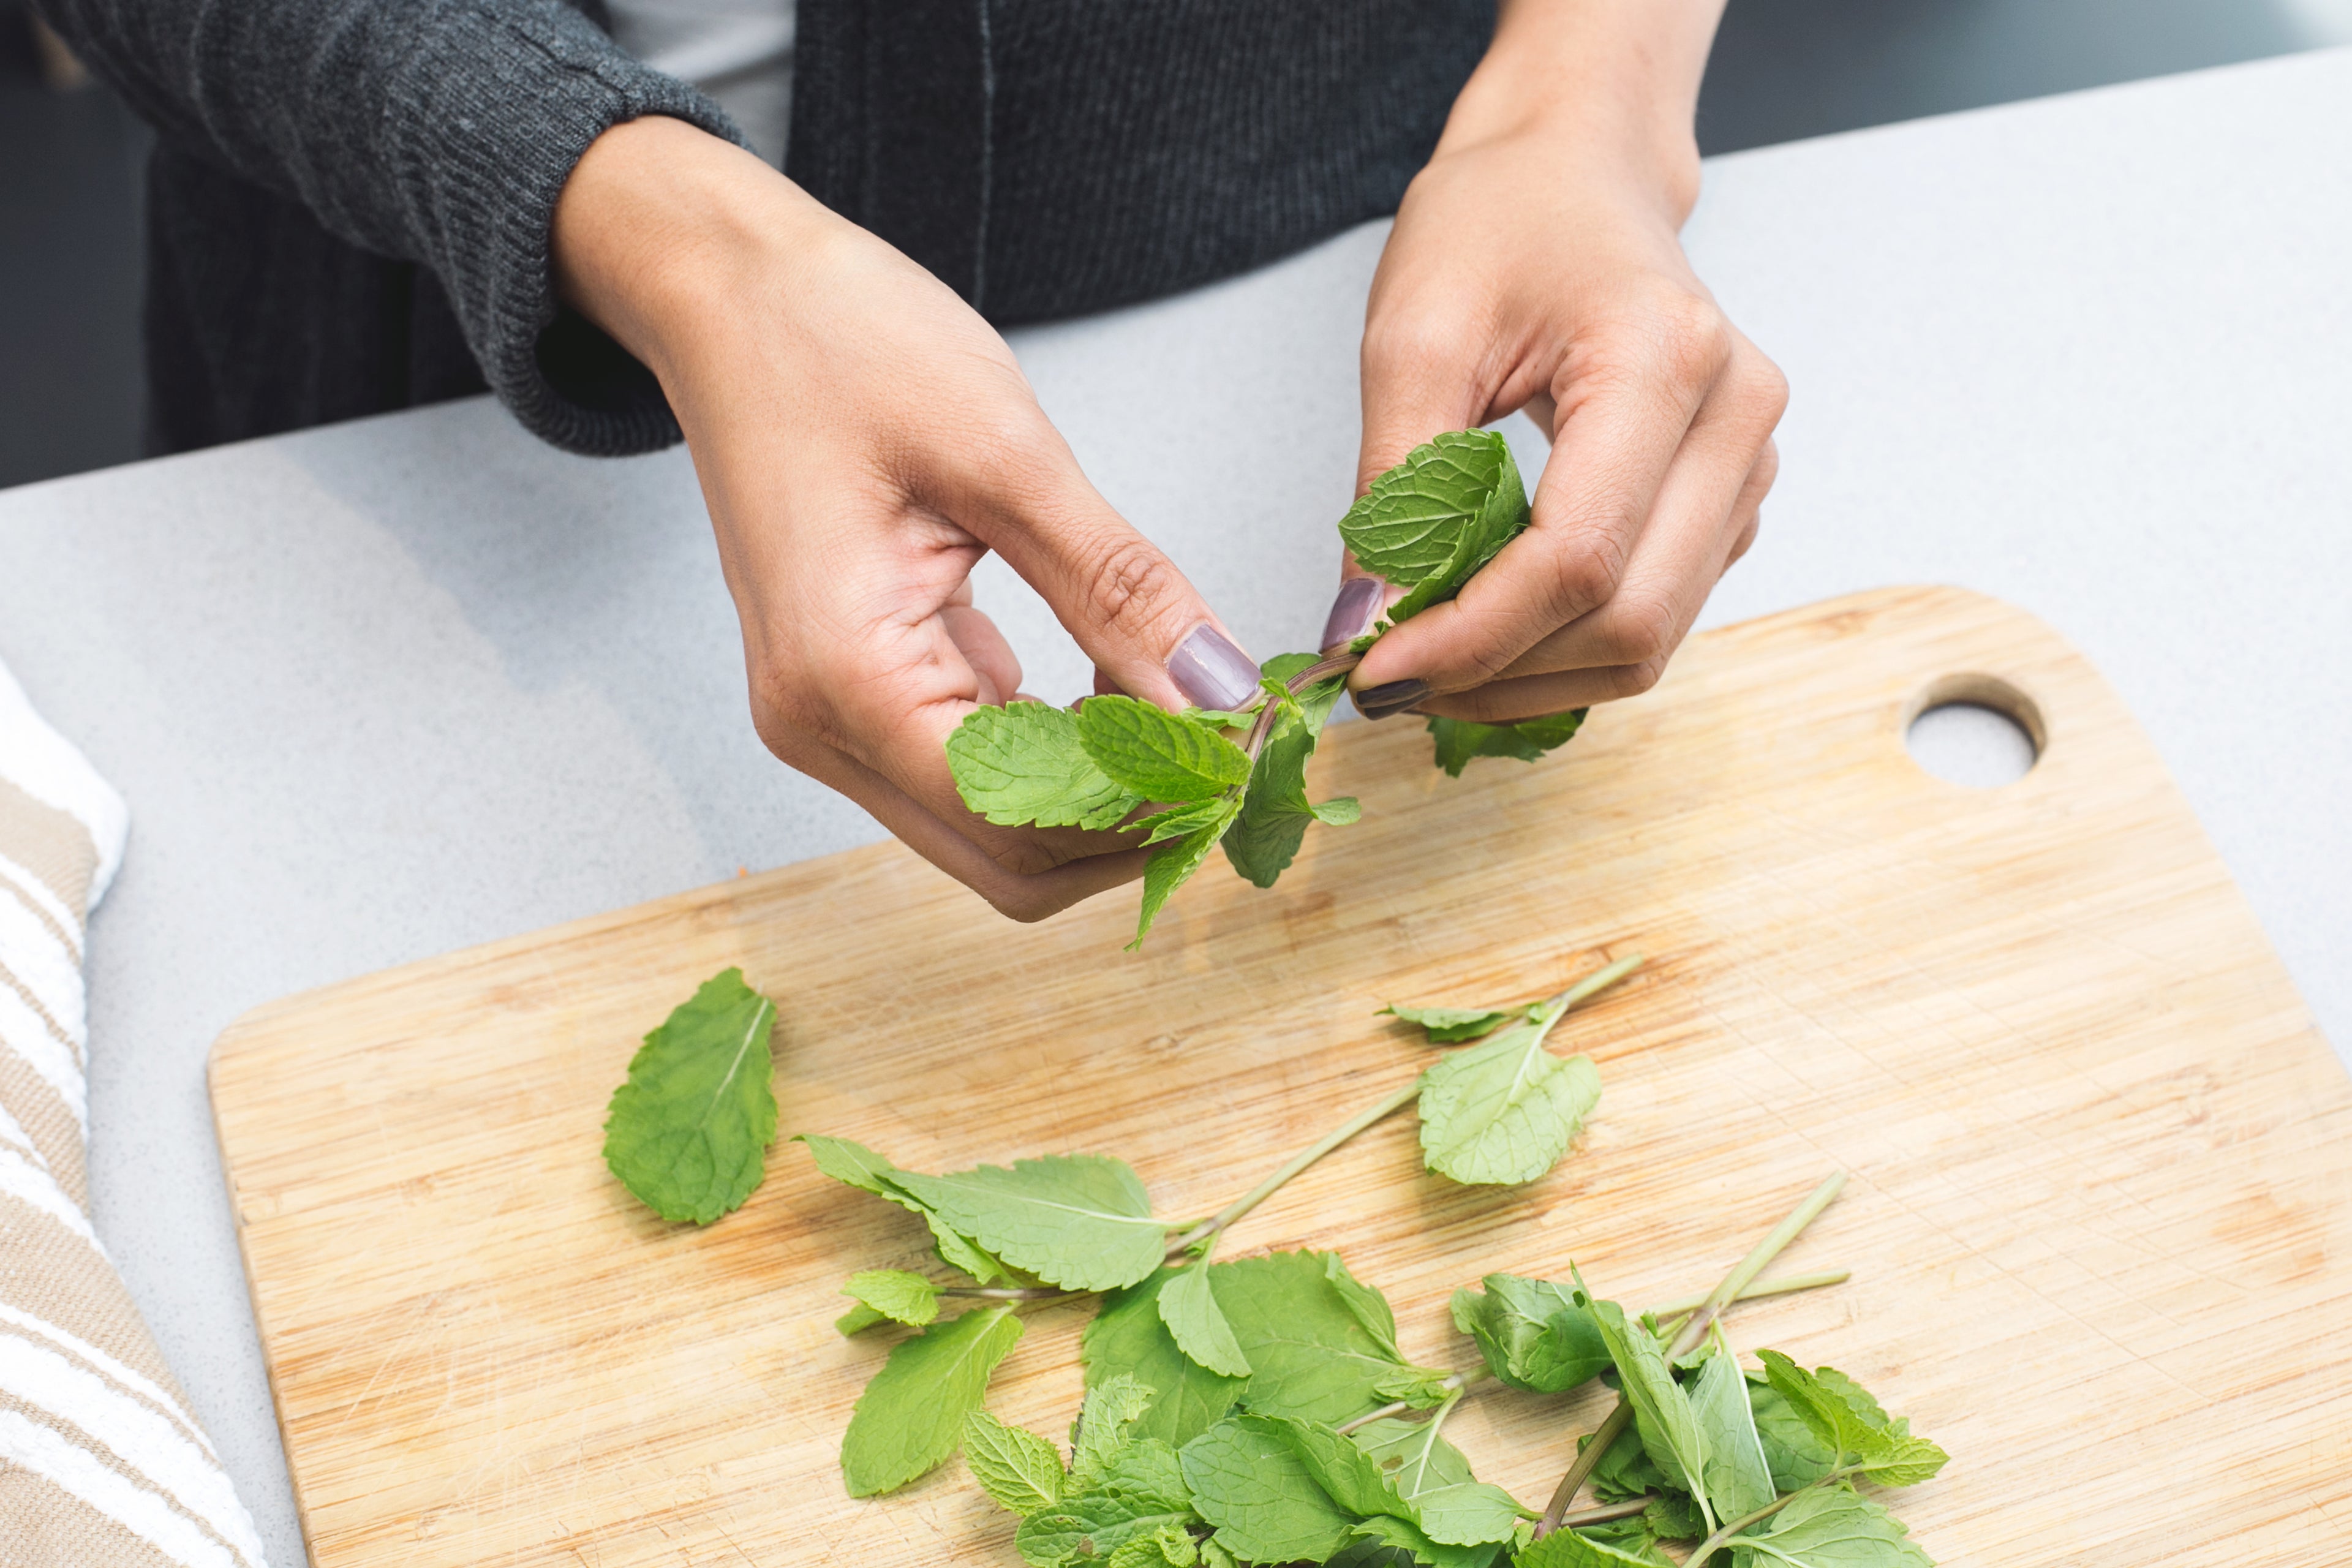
[1104,1521,1202,1568]
[1179,1415,1357,1566]
[1569,1515,1678,1566]
[1348,1515,1509,1568]
[840,1305,1022,1496]
[1351,1416,1475,1500]
[1336,430,1528,627]
[1755,1353,1948,1487]
[601,968,778,1224]
[1158,1262,1254,1378]
[1725,1488,1933,1568]
[1071,1372,1157,1488]
[1312,796,1361,824]
[892,1154,1167,1292]
[1581,1286,1714,1533]
[1084,1267,1248,1449]
[1131,798,1243,949]
[1449,1274,1610,1392]
[842,1268,941,1328]
[1016,1439,1196,1568]
[1321,1251,1404,1357]
[1515,1523,1678,1568]
[1382,1005,1528,1044]
[965,1410,1066,1518]
[1210,1251,1448,1427]
[1258,653,1348,736]
[795,1134,1009,1284]
[1746,1374,1838,1491]
[1412,1482,1526,1548]
[1643,1490,1706,1543]
[1425,709,1586,778]
[1196,1538,1237,1568]
[1134,797,1237,848]
[836,1302,888,1336]
[1269,1416,1413,1520]
[1186,709,1253,731]
[1688,1346,1776,1524]
[1221,702,1319,889]
[1077,693,1253,802]
[1581,1423,1671,1505]
[1415,1017,1601,1186]
[948,701,1144,829]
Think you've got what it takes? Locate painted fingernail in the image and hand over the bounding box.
[1167,624,1260,711]
[1355,679,1429,720]
[1319,576,1386,653]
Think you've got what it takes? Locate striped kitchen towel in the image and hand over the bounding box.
[0,662,267,1567]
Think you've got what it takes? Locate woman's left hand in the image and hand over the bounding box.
[1331,0,1787,723]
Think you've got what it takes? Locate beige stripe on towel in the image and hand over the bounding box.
[0,663,267,1566]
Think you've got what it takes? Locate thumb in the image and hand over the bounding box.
[959,429,1261,714]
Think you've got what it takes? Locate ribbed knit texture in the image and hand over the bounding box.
[37,0,744,456]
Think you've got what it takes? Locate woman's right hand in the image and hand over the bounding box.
[552,117,1262,918]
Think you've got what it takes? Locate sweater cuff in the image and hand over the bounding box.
[390,8,750,456]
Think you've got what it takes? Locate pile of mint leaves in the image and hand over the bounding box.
[945,429,1591,948]
[600,962,1951,1566]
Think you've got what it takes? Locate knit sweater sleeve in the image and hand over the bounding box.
[34,0,743,454]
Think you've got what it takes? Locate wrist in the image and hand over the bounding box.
[551,115,832,386]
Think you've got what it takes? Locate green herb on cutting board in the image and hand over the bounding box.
[944,430,1593,949]
[600,967,778,1223]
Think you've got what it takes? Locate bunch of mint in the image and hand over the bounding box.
[945,429,1590,948]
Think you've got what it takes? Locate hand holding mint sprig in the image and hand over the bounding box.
[946,431,1593,948]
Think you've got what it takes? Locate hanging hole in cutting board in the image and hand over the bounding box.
[1903,673,2043,788]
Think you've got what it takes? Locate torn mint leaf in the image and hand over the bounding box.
[1426,708,1586,778]
[1416,1011,1602,1186]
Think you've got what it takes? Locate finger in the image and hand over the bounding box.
[938,408,1261,714]
[790,733,1152,920]
[941,603,1023,706]
[1319,563,1403,655]
[1482,381,1779,682]
[1404,663,1671,723]
[1351,312,1723,696]
[1355,309,1487,496]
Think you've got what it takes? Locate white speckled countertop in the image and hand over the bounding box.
[1,49,2345,1567]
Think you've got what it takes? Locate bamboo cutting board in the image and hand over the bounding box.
[209,586,2351,1567]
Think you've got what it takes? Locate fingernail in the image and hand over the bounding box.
[1166,624,1260,711]
[1320,576,1386,653]
[1355,679,1429,720]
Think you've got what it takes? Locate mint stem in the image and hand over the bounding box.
[1561,1497,1654,1528]
[1242,650,1363,761]
[1531,1172,1849,1539]
[1646,1268,1850,1323]
[1333,1366,1488,1436]
[1167,1074,1420,1254]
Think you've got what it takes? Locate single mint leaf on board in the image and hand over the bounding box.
[1158,1262,1253,1378]
[1426,708,1586,778]
[842,1268,941,1327]
[1688,1346,1777,1524]
[1725,1487,1934,1568]
[795,1134,1009,1284]
[964,1410,1066,1518]
[840,1305,1022,1496]
[1076,694,1253,802]
[1516,1523,1679,1568]
[601,968,778,1224]
[1017,1439,1196,1568]
[1210,1251,1449,1427]
[1449,1273,1611,1392]
[1747,1375,1838,1491]
[1131,797,1242,949]
[1756,1353,1948,1488]
[1582,1287,1714,1532]
[893,1154,1168,1292]
[948,701,1144,829]
[1382,1004,1529,1044]
[1336,429,1529,627]
[1179,1415,1357,1566]
[1416,1016,1602,1186]
[1348,1515,1509,1568]
[1084,1267,1248,1449]
[1071,1373,1156,1488]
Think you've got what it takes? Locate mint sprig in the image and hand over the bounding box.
[943,428,1591,949]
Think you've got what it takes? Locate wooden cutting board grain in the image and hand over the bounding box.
[209,586,2352,1567]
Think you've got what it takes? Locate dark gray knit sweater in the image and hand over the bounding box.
[37,0,1493,459]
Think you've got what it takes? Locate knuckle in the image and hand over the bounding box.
[1608,655,1670,699]
[1082,534,1188,644]
[1597,593,1678,667]
[1546,533,1631,624]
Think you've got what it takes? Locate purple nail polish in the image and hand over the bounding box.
[1320,577,1385,653]
[1167,624,1261,711]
